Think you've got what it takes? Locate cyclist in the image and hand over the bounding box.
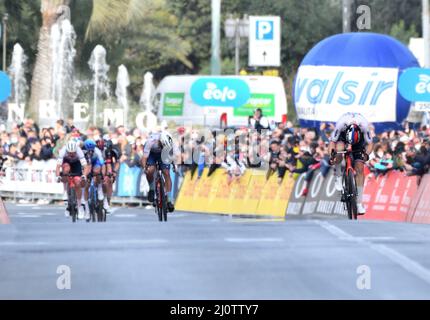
[96,138,120,214]
[141,130,178,213]
[56,140,90,220]
[328,112,374,215]
[82,139,106,217]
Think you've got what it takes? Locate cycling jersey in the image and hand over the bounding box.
[103,148,120,166]
[330,112,372,145]
[57,146,88,175]
[143,133,180,169]
[83,147,105,168]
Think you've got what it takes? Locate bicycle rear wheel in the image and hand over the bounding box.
[69,188,77,223]
[159,175,168,222]
[155,176,163,222]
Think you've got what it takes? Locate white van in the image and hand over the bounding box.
[155,75,288,128]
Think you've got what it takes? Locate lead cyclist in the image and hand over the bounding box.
[327,112,374,215]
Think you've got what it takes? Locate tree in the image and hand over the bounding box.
[28,0,192,120]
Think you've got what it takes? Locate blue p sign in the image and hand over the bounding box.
[0,71,12,103]
[256,20,273,40]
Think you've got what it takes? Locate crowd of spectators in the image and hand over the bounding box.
[1,111,429,191]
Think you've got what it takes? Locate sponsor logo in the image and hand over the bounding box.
[295,66,398,122]
[399,67,430,102]
[163,93,184,116]
[191,78,251,107]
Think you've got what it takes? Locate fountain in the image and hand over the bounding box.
[88,45,110,126]
[8,43,28,109]
[140,72,155,113]
[115,65,130,128]
[50,18,76,120]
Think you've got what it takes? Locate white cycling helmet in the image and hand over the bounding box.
[66,140,78,153]
[160,131,173,149]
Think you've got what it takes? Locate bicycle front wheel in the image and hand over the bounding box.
[347,170,358,220]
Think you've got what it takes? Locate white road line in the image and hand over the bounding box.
[0,241,49,246]
[108,239,168,245]
[225,237,284,243]
[112,214,137,218]
[314,220,430,285]
[12,214,41,218]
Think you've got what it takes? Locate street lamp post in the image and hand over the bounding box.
[225,14,249,75]
[2,13,8,71]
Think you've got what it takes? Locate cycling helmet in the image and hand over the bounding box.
[105,139,113,150]
[346,124,361,145]
[66,140,78,153]
[160,131,173,149]
[96,138,105,150]
[84,139,96,151]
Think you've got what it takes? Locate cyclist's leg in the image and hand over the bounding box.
[92,165,104,200]
[146,152,158,203]
[333,142,345,190]
[82,165,91,210]
[162,167,174,212]
[61,163,71,197]
[353,153,366,214]
[104,163,113,202]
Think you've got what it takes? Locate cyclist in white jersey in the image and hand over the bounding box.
[328,112,374,215]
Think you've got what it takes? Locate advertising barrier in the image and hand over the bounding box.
[407,174,430,224]
[286,168,423,222]
[0,161,151,203]
[360,171,418,222]
[175,169,295,218]
[286,169,346,216]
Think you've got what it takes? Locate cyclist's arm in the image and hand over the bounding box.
[141,140,154,168]
[77,147,89,177]
[56,147,66,177]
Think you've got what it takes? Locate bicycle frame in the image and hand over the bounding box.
[87,173,106,223]
[63,174,81,223]
[336,146,358,220]
[153,162,168,222]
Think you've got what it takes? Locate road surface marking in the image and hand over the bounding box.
[12,214,41,218]
[108,239,168,245]
[232,218,285,223]
[314,220,430,286]
[225,237,284,243]
[112,214,137,218]
[0,241,49,246]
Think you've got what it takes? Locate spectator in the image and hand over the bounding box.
[249,108,269,132]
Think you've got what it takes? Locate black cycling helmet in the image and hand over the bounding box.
[346,124,361,145]
[105,139,113,150]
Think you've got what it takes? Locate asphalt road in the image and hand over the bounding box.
[1,203,430,299]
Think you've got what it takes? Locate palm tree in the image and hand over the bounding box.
[28,0,191,122]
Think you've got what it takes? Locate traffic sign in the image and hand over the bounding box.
[248,16,281,67]
[0,71,11,103]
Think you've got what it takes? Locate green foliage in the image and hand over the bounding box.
[0,0,424,107]
[389,20,419,45]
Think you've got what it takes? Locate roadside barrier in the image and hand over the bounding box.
[0,160,180,206]
[406,174,430,224]
[0,198,9,224]
[175,168,295,218]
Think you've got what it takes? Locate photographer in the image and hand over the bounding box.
[249,108,269,132]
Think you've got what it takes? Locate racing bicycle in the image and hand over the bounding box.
[334,147,358,220]
[87,173,106,222]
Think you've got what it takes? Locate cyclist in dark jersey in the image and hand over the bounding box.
[141,130,179,212]
[97,138,120,213]
[56,140,90,219]
[328,112,374,215]
[82,139,106,217]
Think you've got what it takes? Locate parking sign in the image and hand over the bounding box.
[249,16,281,67]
